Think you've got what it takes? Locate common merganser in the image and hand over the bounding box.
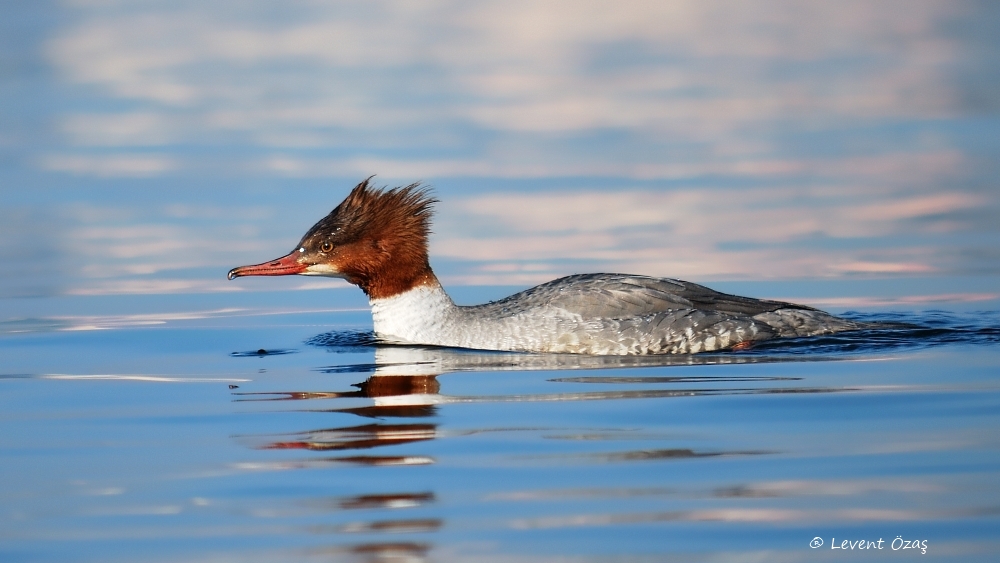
[229,179,862,355]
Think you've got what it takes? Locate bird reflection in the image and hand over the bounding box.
[235,343,849,417]
[240,374,442,418]
[232,339,862,561]
[261,422,437,452]
[334,492,435,511]
[233,341,856,469]
[315,542,431,563]
[233,347,449,561]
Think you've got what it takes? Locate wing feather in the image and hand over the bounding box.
[471,273,811,319]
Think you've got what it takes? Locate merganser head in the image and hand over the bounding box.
[228,177,438,299]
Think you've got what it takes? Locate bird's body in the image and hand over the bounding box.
[229,179,862,355]
[370,274,858,354]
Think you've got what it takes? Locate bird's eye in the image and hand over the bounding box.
[320,242,333,253]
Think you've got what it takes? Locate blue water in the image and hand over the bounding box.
[2,289,998,562]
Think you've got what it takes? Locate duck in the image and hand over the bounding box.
[228,178,863,355]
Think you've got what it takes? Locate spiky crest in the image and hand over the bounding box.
[299,177,439,299]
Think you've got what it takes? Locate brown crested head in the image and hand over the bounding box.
[298,178,438,298]
[228,177,439,299]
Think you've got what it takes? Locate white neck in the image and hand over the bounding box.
[369,283,459,346]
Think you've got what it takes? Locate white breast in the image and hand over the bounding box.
[370,284,459,345]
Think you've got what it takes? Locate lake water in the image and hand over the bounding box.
[3,285,998,562]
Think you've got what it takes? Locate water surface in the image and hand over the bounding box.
[2,288,998,562]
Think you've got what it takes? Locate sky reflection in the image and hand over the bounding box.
[1,1,998,297]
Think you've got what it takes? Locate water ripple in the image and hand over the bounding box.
[747,311,1000,356]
